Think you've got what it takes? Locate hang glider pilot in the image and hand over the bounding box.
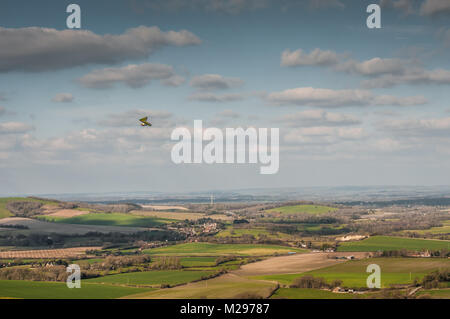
[139,116,152,127]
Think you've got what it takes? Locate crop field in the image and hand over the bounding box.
[272,288,356,299]
[0,280,154,299]
[215,226,293,239]
[86,270,214,287]
[265,204,338,215]
[37,213,175,228]
[123,273,277,299]
[0,247,102,259]
[0,197,59,219]
[0,217,146,235]
[256,257,450,288]
[143,243,306,256]
[337,236,450,252]
[179,257,217,267]
[417,288,450,299]
[130,210,207,221]
[235,252,367,277]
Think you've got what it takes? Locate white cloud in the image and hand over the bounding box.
[188,92,245,102]
[382,117,450,136]
[52,93,74,103]
[280,109,361,127]
[362,68,450,88]
[266,87,427,107]
[217,109,241,118]
[337,57,407,76]
[284,126,365,144]
[190,74,244,90]
[132,0,270,14]
[281,48,339,67]
[420,0,450,16]
[0,122,34,134]
[0,26,201,72]
[79,63,181,89]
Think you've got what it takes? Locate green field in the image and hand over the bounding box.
[37,213,174,227]
[86,270,214,286]
[179,257,217,267]
[272,288,356,299]
[123,274,277,299]
[417,288,450,299]
[0,197,59,219]
[265,204,338,215]
[144,243,306,256]
[337,236,450,252]
[254,257,450,288]
[0,280,153,299]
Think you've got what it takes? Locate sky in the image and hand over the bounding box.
[0,0,450,195]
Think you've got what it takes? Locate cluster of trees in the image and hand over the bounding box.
[151,256,181,270]
[381,249,450,257]
[0,230,185,247]
[418,270,449,289]
[349,213,446,236]
[5,201,43,217]
[289,275,342,289]
[0,266,69,282]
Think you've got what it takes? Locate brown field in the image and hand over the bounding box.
[0,217,147,234]
[140,205,188,211]
[0,246,102,259]
[46,209,90,218]
[233,252,370,276]
[122,273,277,299]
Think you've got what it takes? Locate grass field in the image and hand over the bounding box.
[0,197,58,219]
[130,210,208,221]
[271,288,356,299]
[265,204,338,215]
[179,257,217,267]
[417,288,450,299]
[143,243,306,256]
[0,280,153,299]
[254,257,450,288]
[123,273,277,299]
[37,213,174,228]
[337,236,450,252]
[86,270,214,286]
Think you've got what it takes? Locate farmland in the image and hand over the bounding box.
[123,273,277,299]
[37,213,174,228]
[86,270,215,287]
[0,280,154,299]
[265,204,338,215]
[143,243,306,256]
[0,195,449,299]
[337,236,450,252]
[0,247,101,259]
[254,257,450,288]
[272,288,356,299]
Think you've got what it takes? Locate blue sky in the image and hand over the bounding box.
[0,0,450,195]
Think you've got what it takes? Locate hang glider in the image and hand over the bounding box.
[139,116,152,127]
